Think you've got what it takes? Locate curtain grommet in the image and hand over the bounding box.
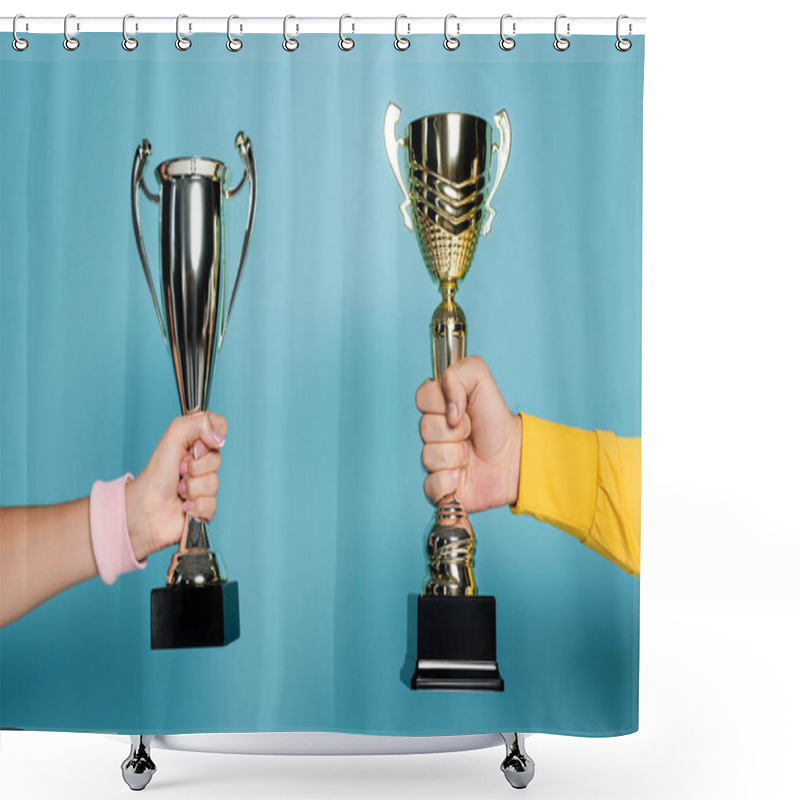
[176,14,191,51]
[444,14,460,51]
[499,14,516,51]
[394,15,410,51]
[339,14,355,51]
[63,13,80,51]
[227,15,243,52]
[122,14,138,51]
[283,15,299,51]
[12,15,29,51]
[553,14,570,51]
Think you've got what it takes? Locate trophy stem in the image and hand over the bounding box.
[166,515,227,587]
[424,282,477,597]
[431,282,465,381]
[185,515,211,550]
[424,498,477,596]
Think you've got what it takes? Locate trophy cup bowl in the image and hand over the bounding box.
[131,132,257,649]
[385,102,511,690]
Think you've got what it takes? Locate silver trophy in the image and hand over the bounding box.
[131,132,256,649]
[385,102,510,690]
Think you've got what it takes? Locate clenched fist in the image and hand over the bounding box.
[416,356,521,514]
[125,411,228,561]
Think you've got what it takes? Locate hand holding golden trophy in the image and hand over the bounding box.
[385,102,511,690]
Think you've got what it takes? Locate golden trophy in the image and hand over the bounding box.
[384,102,511,690]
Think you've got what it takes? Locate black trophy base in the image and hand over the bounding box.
[410,595,503,692]
[151,581,240,650]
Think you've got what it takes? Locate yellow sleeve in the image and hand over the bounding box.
[510,413,641,578]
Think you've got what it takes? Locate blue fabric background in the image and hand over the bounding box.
[0,33,642,736]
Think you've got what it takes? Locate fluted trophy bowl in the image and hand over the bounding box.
[131,132,256,648]
[385,102,510,691]
[406,112,492,286]
[156,155,228,420]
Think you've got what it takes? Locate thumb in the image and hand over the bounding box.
[166,411,227,458]
[440,356,489,428]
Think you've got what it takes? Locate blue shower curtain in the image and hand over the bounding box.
[0,32,642,736]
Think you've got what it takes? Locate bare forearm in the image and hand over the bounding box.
[0,413,228,628]
[0,499,98,627]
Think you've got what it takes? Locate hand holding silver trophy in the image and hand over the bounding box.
[131,132,256,649]
[385,102,511,690]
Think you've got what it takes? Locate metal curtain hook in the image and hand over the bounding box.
[283,15,299,51]
[554,14,570,51]
[616,14,632,51]
[12,14,29,51]
[64,13,79,51]
[339,14,354,50]
[122,14,138,51]
[499,14,515,51]
[394,14,410,51]
[176,14,191,50]
[444,13,460,51]
[227,15,243,51]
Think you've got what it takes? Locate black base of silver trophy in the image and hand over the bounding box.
[150,581,240,649]
[409,595,504,692]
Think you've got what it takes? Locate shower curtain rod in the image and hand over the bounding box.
[0,16,645,36]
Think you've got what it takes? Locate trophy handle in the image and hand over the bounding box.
[384,102,414,232]
[219,131,257,349]
[481,109,512,237]
[131,139,168,349]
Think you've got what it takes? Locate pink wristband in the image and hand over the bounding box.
[89,473,147,585]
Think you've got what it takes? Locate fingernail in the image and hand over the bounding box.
[193,442,207,460]
[447,402,457,421]
[211,428,226,447]
[177,481,186,496]
[183,500,194,512]
[179,459,188,475]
